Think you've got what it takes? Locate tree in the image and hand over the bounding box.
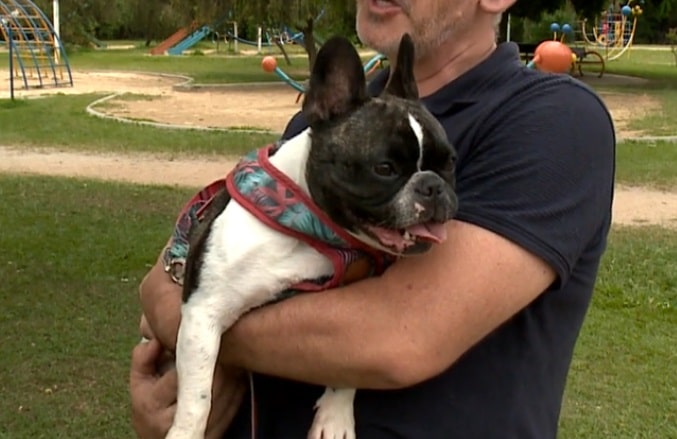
[506,0,608,20]
[230,0,356,71]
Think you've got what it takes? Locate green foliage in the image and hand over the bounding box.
[507,0,607,20]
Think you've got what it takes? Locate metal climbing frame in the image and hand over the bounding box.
[0,0,73,90]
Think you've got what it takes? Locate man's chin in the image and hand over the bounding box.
[357,14,410,53]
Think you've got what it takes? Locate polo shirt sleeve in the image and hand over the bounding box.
[453,81,616,287]
[281,111,309,140]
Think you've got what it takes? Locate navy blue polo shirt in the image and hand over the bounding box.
[224,42,616,438]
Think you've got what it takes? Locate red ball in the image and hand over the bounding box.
[261,56,278,73]
[533,41,573,74]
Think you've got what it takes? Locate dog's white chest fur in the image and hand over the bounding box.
[202,130,334,311]
[166,130,355,439]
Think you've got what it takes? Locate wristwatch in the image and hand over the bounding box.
[164,256,186,286]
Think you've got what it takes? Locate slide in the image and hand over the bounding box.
[82,30,107,49]
[167,25,212,55]
[150,23,197,55]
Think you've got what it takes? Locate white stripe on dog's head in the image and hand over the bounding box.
[408,113,424,171]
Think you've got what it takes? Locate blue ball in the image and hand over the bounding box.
[621,5,632,16]
[562,24,573,34]
[550,22,561,32]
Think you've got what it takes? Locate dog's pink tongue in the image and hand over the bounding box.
[405,222,448,243]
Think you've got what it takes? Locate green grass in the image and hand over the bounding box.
[604,48,677,83]
[0,94,278,156]
[0,45,311,85]
[587,48,677,137]
[0,175,194,439]
[560,226,676,438]
[0,174,673,438]
[0,46,672,158]
[625,88,677,137]
[616,141,677,190]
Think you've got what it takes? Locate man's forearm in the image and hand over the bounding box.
[221,275,419,390]
[140,252,425,389]
[143,222,556,393]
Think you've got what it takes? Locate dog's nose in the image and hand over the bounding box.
[415,178,444,198]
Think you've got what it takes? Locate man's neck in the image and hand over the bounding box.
[407,29,499,97]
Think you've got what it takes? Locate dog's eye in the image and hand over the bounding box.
[373,162,396,177]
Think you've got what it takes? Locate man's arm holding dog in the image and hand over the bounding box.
[140,219,555,389]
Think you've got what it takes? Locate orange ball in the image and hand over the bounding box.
[533,41,573,74]
[261,56,278,73]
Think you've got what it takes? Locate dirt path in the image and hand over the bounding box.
[0,70,665,136]
[0,69,674,228]
[1,146,675,229]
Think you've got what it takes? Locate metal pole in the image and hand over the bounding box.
[8,22,14,101]
[257,26,262,54]
[233,21,238,53]
[506,14,511,42]
[53,0,60,63]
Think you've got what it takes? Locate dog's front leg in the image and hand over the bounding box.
[166,297,235,439]
[308,387,357,439]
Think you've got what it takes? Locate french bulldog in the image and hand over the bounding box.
[166,33,458,439]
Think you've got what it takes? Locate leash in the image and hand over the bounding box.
[249,372,257,439]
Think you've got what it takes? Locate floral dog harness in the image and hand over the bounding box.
[163,142,393,295]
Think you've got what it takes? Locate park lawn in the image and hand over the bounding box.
[0,175,190,439]
[625,87,677,137]
[0,173,674,438]
[0,93,676,183]
[0,94,279,157]
[599,49,677,137]
[0,41,378,85]
[559,225,676,438]
[604,49,677,83]
[1,91,676,190]
[615,140,677,190]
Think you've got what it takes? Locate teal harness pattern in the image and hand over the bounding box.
[226,143,392,292]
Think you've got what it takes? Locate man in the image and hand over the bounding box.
[130,0,616,437]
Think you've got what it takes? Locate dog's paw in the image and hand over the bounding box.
[165,425,201,439]
[307,388,357,439]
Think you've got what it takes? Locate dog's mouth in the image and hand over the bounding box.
[364,221,448,253]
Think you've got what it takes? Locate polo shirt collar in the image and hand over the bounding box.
[367,42,523,116]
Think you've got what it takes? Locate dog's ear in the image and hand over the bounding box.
[383,33,418,100]
[302,36,368,125]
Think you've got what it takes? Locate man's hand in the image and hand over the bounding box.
[129,338,247,439]
[130,338,179,439]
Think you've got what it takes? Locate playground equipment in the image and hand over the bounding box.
[527,23,576,74]
[527,22,606,78]
[262,52,387,103]
[0,0,73,91]
[580,1,643,61]
[168,24,212,55]
[150,14,232,56]
[150,22,199,55]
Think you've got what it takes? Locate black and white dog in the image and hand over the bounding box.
[166,34,458,439]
